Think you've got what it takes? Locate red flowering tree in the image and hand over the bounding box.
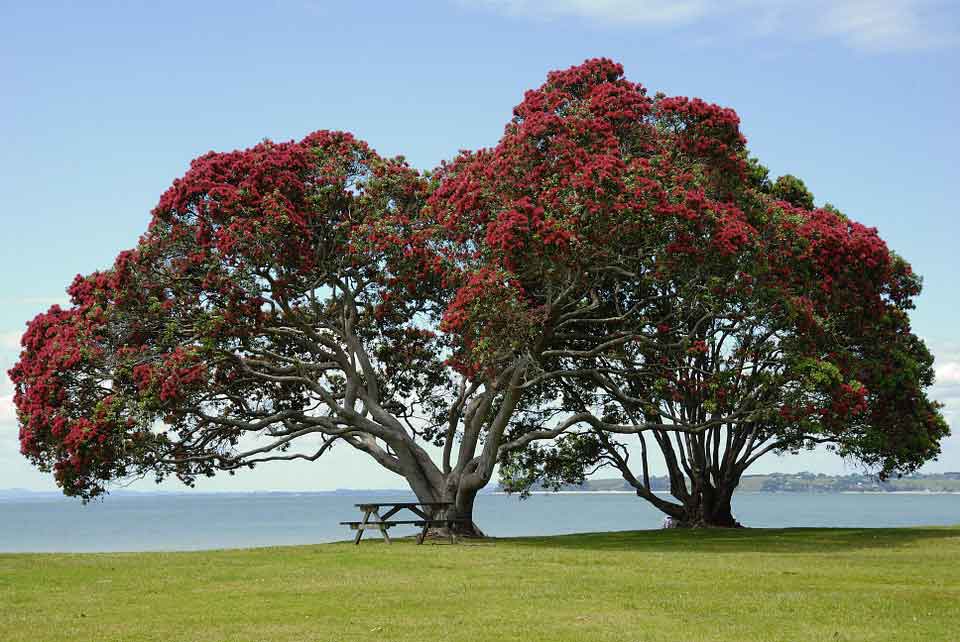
[424,59,948,527]
[8,131,560,535]
[8,60,948,533]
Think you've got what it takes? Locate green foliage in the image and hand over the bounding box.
[771,174,815,209]
[745,156,772,192]
[793,357,843,390]
[499,433,604,497]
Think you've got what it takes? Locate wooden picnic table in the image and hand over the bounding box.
[340,501,469,545]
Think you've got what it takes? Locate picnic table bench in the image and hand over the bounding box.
[340,502,470,545]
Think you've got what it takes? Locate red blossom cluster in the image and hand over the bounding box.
[8,292,149,495]
[131,348,207,404]
[655,95,747,178]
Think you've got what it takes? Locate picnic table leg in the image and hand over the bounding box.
[416,521,430,545]
[373,509,392,544]
[354,509,372,545]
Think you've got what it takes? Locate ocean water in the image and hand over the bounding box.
[1,491,958,553]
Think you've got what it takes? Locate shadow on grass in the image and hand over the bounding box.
[501,526,960,554]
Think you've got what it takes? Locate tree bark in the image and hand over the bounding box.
[398,465,486,538]
[446,483,485,537]
[416,477,485,538]
[675,482,742,528]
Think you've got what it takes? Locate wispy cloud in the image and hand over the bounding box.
[464,0,957,52]
[0,394,14,425]
[472,0,711,25]
[928,342,960,438]
[933,359,960,406]
[0,370,15,425]
[0,331,23,351]
[817,0,956,51]
[937,361,960,386]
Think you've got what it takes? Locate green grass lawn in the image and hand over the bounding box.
[2,528,958,641]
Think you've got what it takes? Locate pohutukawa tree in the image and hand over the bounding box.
[422,58,948,527]
[8,131,559,535]
[9,59,948,533]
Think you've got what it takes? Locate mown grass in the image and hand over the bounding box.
[1,527,958,641]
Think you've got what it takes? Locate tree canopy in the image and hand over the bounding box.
[9,59,948,529]
[7,129,580,534]
[477,60,948,526]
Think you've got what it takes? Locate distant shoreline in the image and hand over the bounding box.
[492,489,960,496]
[492,472,960,495]
[492,490,640,495]
[839,490,960,495]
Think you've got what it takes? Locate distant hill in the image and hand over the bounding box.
[497,472,960,494]
[0,487,418,500]
[6,473,959,499]
[0,488,64,500]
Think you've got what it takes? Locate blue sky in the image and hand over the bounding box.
[1,0,958,491]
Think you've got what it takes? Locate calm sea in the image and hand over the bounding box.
[1,491,958,553]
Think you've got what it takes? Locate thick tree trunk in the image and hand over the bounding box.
[603,423,753,529]
[443,484,485,537]
[402,470,485,539]
[674,484,742,528]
